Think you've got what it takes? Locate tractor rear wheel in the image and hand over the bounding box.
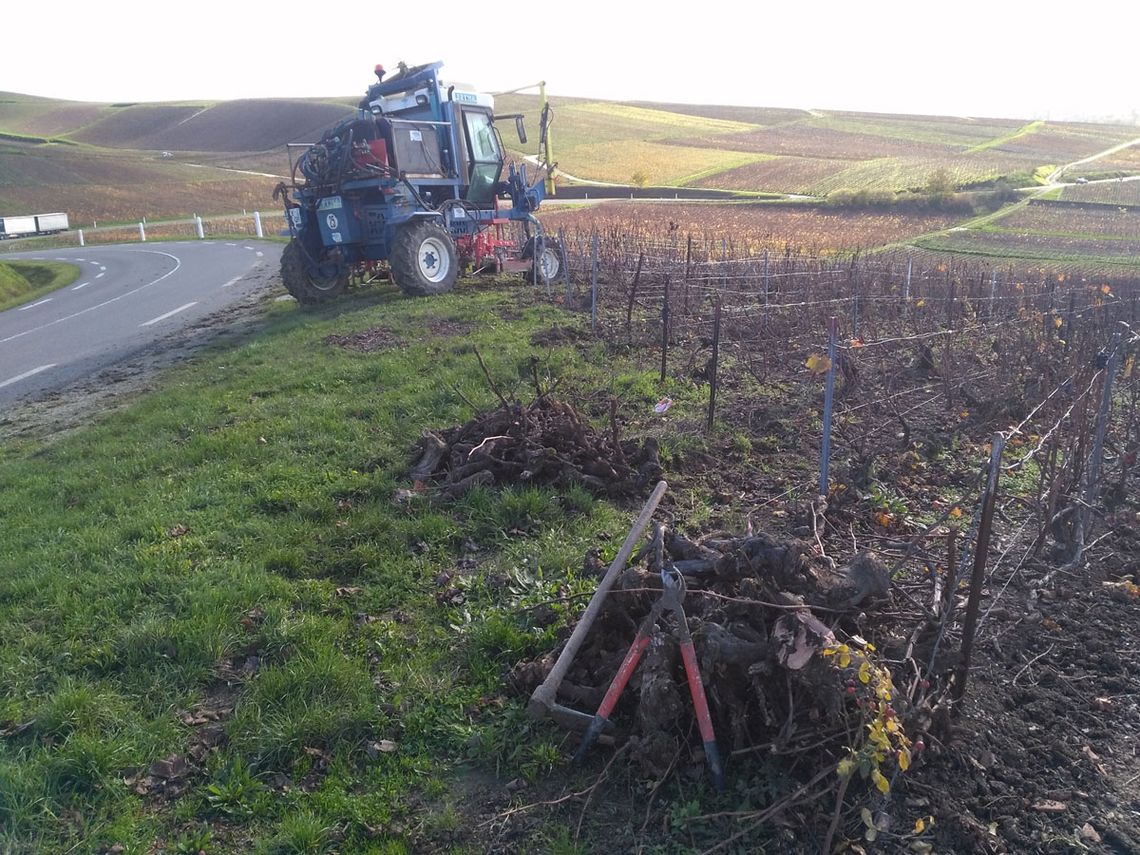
[281,239,347,304]
[390,220,458,296]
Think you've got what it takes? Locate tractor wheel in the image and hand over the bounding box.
[522,237,563,285]
[390,220,458,296]
[281,239,347,304]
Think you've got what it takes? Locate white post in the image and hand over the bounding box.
[196,216,204,239]
[78,229,85,247]
[254,211,263,238]
[139,222,146,242]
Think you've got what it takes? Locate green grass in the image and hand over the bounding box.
[0,281,720,853]
[0,260,80,310]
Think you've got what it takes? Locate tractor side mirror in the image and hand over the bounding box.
[515,116,528,145]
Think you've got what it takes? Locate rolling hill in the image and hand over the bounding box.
[1,88,1137,228]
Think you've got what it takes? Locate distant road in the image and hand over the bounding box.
[0,241,278,406]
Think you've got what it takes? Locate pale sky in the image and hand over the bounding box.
[3,1,1138,123]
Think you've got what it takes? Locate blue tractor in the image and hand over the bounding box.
[276,61,561,302]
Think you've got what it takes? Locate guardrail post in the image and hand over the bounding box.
[254,211,263,238]
[78,229,85,247]
[139,222,146,242]
[196,217,205,239]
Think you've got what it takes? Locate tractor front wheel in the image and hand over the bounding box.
[281,239,347,304]
[390,220,458,296]
[522,236,563,285]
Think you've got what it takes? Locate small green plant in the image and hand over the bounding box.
[521,739,562,780]
[204,759,264,819]
[260,809,331,854]
[868,482,908,517]
[170,824,213,855]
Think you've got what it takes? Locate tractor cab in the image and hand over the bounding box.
[358,63,507,208]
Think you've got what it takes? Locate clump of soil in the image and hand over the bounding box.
[408,395,662,498]
[324,326,405,353]
[530,324,588,348]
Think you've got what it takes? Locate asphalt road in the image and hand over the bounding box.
[0,240,279,407]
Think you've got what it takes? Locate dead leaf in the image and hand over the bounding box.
[366,739,398,758]
[805,353,832,375]
[335,586,363,598]
[1031,799,1066,813]
[1079,823,1102,844]
[169,524,189,538]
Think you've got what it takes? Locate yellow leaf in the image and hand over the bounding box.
[1101,284,1112,295]
[949,506,962,518]
[805,354,832,374]
[837,758,855,778]
[915,299,926,308]
[858,660,872,684]
[914,817,925,834]
[872,767,890,794]
[898,746,911,770]
[1053,315,1063,328]
[1125,355,1135,379]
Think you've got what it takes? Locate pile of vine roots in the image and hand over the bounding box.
[408,395,662,498]
[511,525,931,787]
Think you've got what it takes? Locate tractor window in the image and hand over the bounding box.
[464,111,501,163]
[463,110,503,205]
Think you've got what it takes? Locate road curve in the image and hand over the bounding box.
[0,240,280,406]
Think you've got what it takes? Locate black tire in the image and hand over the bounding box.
[280,239,347,304]
[522,237,563,285]
[389,220,458,296]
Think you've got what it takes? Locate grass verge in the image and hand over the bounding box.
[0,279,722,853]
[0,260,80,311]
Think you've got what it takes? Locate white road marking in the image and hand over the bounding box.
[95,272,105,279]
[0,363,56,389]
[220,275,243,288]
[244,246,254,251]
[255,251,263,257]
[140,301,198,327]
[98,266,106,271]
[71,281,90,291]
[1,250,182,344]
[17,298,52,311]
[225,242,237,246]
[75,258,86,262]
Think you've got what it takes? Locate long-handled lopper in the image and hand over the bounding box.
[574,564,725,791]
